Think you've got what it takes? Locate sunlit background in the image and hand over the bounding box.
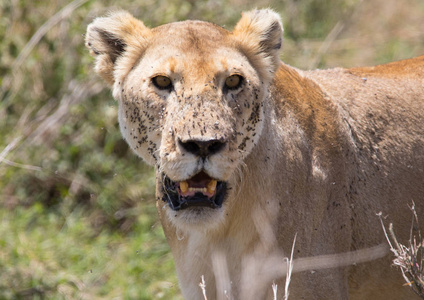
[1,0,423,298]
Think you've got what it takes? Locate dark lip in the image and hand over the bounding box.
[161,174,227,211]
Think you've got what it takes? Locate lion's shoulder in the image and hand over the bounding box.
[347,55,424,79]
[300,56,424,109]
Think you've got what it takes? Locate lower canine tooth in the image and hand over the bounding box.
[207,180,217,194]
[180,181,188,193]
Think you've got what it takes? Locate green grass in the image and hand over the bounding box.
[0,203,182,299]
[0,0,423,298]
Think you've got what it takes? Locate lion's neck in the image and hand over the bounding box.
[230,62,352,244]
[170,63,353,299]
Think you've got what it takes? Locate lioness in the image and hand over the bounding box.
[86,9,424,300]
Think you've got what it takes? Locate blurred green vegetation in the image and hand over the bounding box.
[0,0,423,298]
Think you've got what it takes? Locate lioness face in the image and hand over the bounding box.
[86,10,283,227]
[121,24,266,225]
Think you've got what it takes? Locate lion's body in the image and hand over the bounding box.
[269,59,424,299]
[86,10,424,300]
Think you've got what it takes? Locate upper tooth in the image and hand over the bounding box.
[180,181,188,193]
[207,180,217,194]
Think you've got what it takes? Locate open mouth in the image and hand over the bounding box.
[162,171,227,211]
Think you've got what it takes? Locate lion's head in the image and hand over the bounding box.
[86,10,283,228]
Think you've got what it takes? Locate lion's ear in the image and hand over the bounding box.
[86,11,151,85]
[233,9,283,82]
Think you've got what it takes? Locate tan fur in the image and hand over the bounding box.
[86,9,424,300]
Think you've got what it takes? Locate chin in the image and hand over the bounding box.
[159,170,232,231]
[165,205,228,232]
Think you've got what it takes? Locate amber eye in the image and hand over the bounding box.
[224,74,243,90]
[152,75,173,90]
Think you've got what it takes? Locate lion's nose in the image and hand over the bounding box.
[178,138,226,158]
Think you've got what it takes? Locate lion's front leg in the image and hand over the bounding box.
[286,268,349,300]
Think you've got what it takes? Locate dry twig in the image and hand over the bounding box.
[378,205,424,299]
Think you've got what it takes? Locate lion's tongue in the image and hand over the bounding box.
[178,172,217,198]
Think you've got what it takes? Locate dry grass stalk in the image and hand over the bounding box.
[199,275,208,300]
[283,234,296,300]
[0,0,90,103]
[272,234,296,300]
[378,204,424,299]
[272,282,278,300]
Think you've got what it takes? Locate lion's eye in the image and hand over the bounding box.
[152,75,173,90]
[224,74,243,90]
